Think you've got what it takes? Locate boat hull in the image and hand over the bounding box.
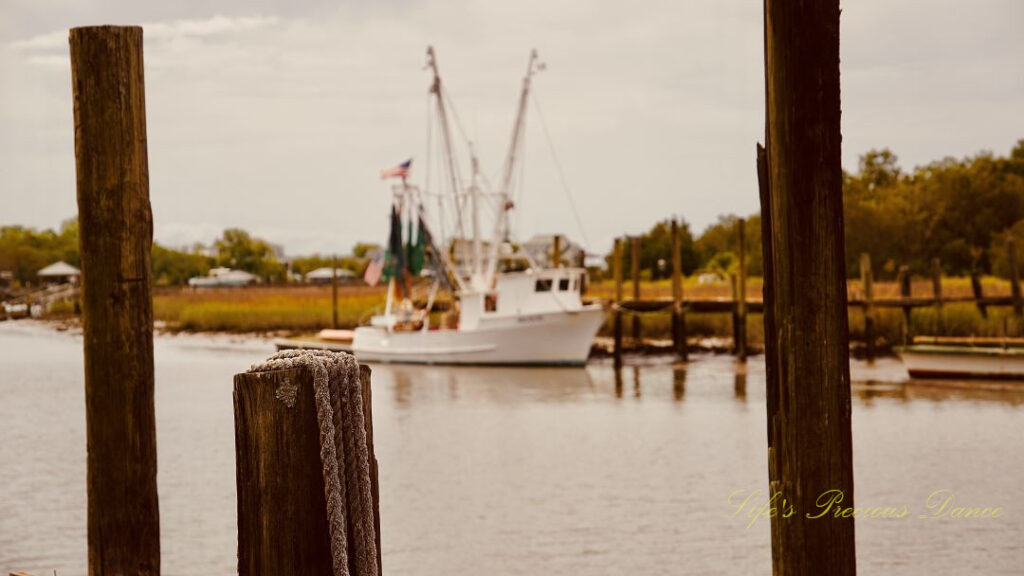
[898,345,1024,380]
[352,305,605,366]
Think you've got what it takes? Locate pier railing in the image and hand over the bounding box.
[608,225,1024,363]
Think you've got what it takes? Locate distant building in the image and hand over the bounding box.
[305,267,358,285]
[188,267,259,288]
[37,261,81,285]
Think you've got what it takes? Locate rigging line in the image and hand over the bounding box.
[441,85,481,181]
[426,92,446,246]
[530,90,592,250]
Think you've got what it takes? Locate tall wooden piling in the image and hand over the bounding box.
[70,26,160,575]
[631,236,641,341]
[761,0,856,572]
[234,364,382,575]
[860,253,875,360]
[1008,237,1023,317]
[670,218,688,360]
[970,271,987,319]
[613,238,624,368]
[332,254,340,329]
[736,218,748,361]
[898,265,912,343]
[931,258,944,332]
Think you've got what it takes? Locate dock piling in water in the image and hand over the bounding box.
[761,0,857,571]
[631,236,641,342]
[70,25,161,575]
[613,237,624,368]
[670,218,688,360]
[1008,236,1022,317]
[736,218,748,362]
[860,252,875,360]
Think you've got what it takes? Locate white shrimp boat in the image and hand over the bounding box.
[897,337,1024,380]
[348,48,605,366]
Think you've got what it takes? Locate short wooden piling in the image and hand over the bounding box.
[613,238,624,368]
[761,0,856,571]
[736,218,748,361]
[332,254,340,329]
[932,258,944,332]
[670,218,688,360]
[631,236,641,342]
[898,264,912,343]
[234,364,382,575]
[860,253,875,360]
[1008,237,1023,317]
[70,25,160,575]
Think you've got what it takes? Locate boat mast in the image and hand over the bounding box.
[484,49,543,284]
[426,47,466,245]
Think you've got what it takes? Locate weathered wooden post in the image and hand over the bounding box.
[898,264,912,343]
[332,254,340,329]
[670,218,688,360]
[1008,237,1023,317]
[234,363,382,575]
[729,273,740,351]
[931,258,944,332]
[631,236,641,342]
[553,234,562,268]
[760,0,856,571]
[613,238,624,368]
[736,218,748,361]
[70,25,160,575]
[970,270,987,319]
[860,253,875,360]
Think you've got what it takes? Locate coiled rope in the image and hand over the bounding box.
[248,349,378,576]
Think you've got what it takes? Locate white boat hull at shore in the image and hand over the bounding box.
[352,305,605,366]
[898,345,1024,380]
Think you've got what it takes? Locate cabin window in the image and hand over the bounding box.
[484,293,498,312]
[570,277,578,292]
[558,278,570,291]
[535,279,553,292]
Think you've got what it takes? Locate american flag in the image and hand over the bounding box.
[380,159,412,180]
[363,249,385,287]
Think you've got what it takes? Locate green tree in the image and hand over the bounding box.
[214,228,286,282]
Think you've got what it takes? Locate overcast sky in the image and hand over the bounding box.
[2,0,1022,257]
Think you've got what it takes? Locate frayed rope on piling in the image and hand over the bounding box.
[248,349,378,576]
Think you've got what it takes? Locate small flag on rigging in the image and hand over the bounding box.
[363,249,385,287]
[380,159,412,180]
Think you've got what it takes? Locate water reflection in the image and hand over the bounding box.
[3,322,1024,576]
[672,366,686,401]
[372,363,597,406]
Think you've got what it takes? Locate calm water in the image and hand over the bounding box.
[1,321,1022,575]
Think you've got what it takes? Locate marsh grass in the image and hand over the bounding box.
[133,276,1022,340]
[153,286,387,333]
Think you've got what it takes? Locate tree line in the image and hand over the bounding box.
[606,140,1024,281]
[4,141,1022,288]
[0,223,380,288]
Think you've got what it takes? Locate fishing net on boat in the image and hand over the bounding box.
[248,349,378,576]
